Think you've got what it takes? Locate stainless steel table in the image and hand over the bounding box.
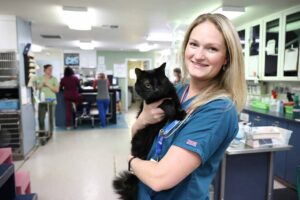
[216,143,292,200]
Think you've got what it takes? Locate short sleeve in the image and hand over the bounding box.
[53,77,59,87]
[173,99,238,165]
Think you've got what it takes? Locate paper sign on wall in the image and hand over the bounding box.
[113,63,127,78]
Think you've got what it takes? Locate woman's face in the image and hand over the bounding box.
[184,21,227,82]
[44,66,53,76]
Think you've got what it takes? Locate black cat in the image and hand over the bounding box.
[112,63,186,200]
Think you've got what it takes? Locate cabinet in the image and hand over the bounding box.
[242,109,300,188]
[285,121,300,186]
[239,5,300,81]
[282,8,300,79]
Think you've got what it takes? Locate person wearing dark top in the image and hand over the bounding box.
[59,67,83,129]
[93,73,110,127]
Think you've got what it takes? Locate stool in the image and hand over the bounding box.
[74,102,94,128]
[0,147,13,164]
[15,171,31,195]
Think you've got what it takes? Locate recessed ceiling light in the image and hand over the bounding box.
[212,6,245,20]
[62,6,92,30]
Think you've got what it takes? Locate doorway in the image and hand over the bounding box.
[125,58,151,111]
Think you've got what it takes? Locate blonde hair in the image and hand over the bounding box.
[181,13,247,113]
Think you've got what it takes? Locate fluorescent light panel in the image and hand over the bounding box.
[79,41,95,50]
[147,33,173,42]
[213,6,245,19]
[62,6,92,30]
[31,44,44,52]
[137,43,158,52]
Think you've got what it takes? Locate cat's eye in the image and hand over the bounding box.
[144,83,152,89]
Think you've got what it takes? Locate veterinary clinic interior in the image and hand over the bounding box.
[0,1,300,200]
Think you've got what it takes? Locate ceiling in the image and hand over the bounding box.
[0,0,299,52]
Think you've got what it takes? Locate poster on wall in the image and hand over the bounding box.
[113,63,127,78]
[98,56,105,65]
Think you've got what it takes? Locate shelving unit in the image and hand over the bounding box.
[0,51,27,160]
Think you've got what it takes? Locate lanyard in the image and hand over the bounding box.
[153,85,190,161]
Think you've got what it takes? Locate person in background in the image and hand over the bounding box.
[59,66,83,130]
[93,73,110,127]
[173,67,182,85]
[129,13,247,199]
[36,64,59,135]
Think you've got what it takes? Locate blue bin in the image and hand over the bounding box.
[0,99,19,110]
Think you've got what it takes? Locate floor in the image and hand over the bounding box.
[13,103,294,200]
[14,106,137,200]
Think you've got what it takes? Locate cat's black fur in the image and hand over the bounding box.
[112,63,186,200]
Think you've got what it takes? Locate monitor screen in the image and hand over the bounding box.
[112,77,118,85]
[64,53,80,66]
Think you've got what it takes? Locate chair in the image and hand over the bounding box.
[0,147,13,164]
[15,171,31,195]
[0,147,31,195]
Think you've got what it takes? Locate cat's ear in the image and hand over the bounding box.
[135,68,142,77]
[158,63,166,73]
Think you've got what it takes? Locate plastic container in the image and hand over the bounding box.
[250,100,269,110]
[285,105,293,114]
[0,99,19,111]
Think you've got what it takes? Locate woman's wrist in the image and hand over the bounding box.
[128,156,137,172]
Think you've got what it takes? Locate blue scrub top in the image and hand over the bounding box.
[138,84,239,200]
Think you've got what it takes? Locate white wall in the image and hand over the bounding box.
[63,49,97,68]
[0,15,17,51]
[34,49,64,80]
[34,49,97,80]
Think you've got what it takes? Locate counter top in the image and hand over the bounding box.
[226,142,292,155]
[243,106,300,123]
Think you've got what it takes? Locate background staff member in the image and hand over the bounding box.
[93,73,110,127]
[59,66,83,130]
[36,64,59,134]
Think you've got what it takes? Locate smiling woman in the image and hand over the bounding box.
[128,13,247,200]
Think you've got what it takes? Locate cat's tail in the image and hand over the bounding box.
[113,171,139,200]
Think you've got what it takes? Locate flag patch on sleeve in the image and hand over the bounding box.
[186,139,198,147]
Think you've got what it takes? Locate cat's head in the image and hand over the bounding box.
[135,63,173,103]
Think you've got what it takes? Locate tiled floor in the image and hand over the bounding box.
[13,103,288,200]
[14,106,138,200]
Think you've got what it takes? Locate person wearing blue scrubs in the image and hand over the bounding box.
[129,13,247,200]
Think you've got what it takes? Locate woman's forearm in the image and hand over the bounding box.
[130,158,164,192]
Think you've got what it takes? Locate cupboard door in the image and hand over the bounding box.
[247,24,260,78]
[283,11,300,78]
[263,18,280,77]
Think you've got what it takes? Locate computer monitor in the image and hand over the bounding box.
[112,77,118,85]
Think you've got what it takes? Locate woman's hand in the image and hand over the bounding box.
[131,99,166,136]
[139,100,166,125]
